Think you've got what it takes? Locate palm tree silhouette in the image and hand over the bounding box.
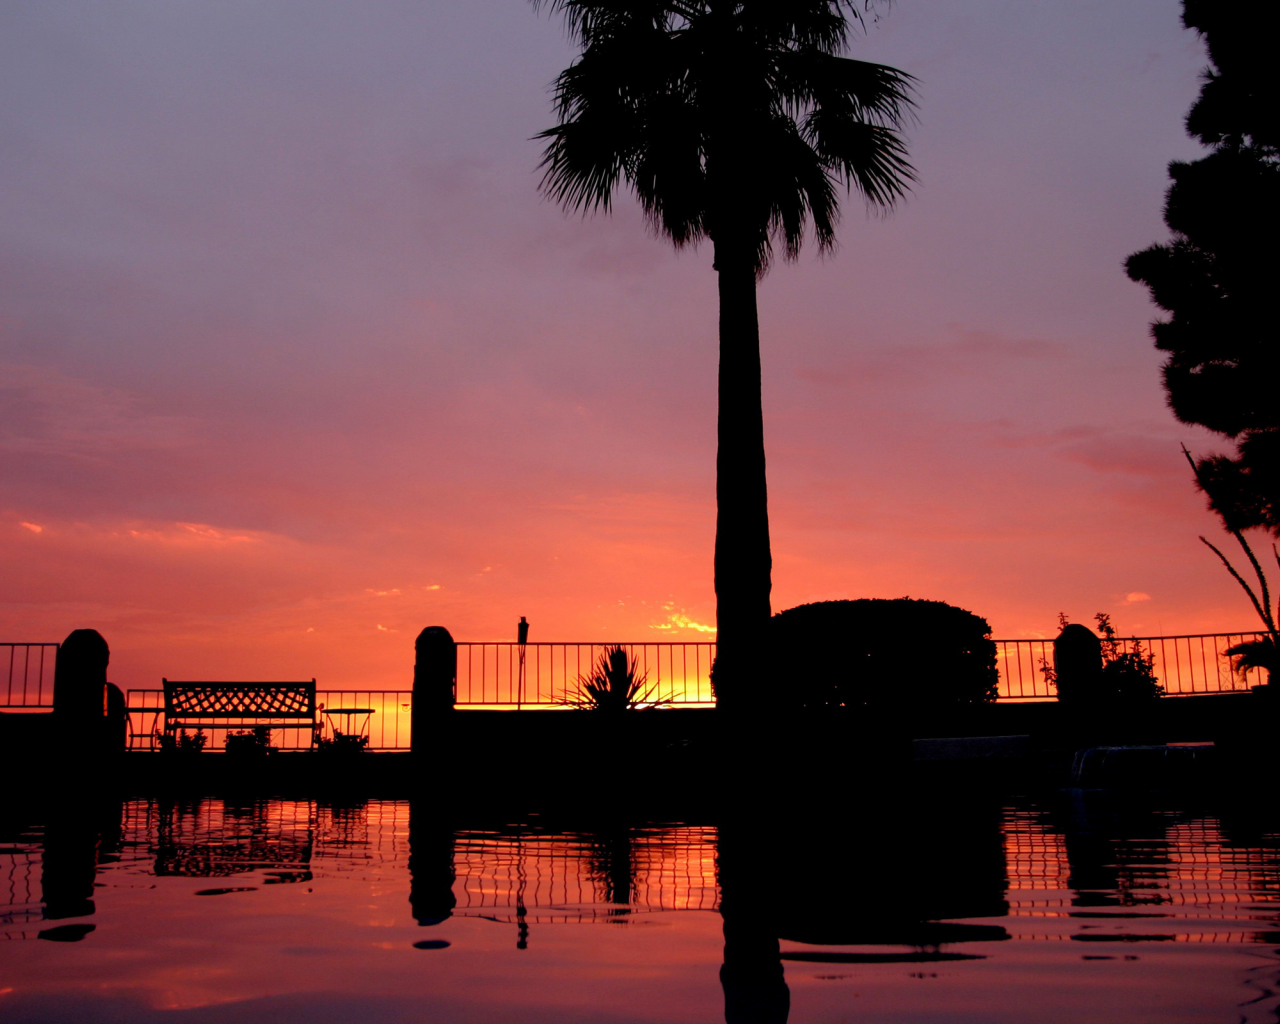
[534,1,915,713]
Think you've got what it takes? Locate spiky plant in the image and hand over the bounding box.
[560,646,666,711]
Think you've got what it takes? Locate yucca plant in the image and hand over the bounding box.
[559,646,666,712]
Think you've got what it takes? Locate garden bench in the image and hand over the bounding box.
[162,679,318,747]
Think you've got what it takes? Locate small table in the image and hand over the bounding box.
[321,707,375,741]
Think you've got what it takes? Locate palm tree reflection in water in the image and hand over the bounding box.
[715,791,1016,1024]
[718,815,790,1024]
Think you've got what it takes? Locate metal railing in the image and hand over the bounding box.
[457,633,1270,707]
[456,642,716,708]
[1,643,58,710]
[84,630,1280,751]
[995,631,1270,700]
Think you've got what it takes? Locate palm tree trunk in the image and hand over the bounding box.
[714,241,772,716]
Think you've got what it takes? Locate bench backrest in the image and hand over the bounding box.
[162,679,316,722]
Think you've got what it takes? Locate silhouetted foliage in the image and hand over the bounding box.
[1046,615,1163,704]
[1181,0,1279,154]
[225,726,274,755]
[1126,3,1280,685]
[1125,2,1280,534]
[1225,635,1277,681]
[1184,449,1279,683]
[559,646,665,711]
[533,1,916,711]
[317,731,369,754]
[1095,614,1163,702]
[769,598,998,710]
[1046,614,1164,705]
[158,728,206,754]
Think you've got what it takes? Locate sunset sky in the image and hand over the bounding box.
[0,0,1254,690]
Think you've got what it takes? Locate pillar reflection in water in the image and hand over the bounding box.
[1049,790,1174,905]
[408,799,455,927]
[39,796,122,941]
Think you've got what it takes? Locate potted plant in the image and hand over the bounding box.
[157,728,206,757]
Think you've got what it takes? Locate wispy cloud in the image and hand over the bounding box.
[0,364,195,457]
[122,522,264,545]
[651,603,716,634]
[795,325,1067,389]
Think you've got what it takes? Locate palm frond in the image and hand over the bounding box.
[1225,637,1278,677]
[533,0,915,271]
[775,52,916,126]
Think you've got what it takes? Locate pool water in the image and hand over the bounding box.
[1,790,1278,1023]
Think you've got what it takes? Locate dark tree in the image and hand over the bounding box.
[532,1,915,713]
[1125,2,1280,681]
[1124,1,1280,534]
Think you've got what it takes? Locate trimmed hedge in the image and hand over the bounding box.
[770,598,999,710]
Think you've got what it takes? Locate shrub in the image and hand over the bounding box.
[769,598,999,710]
[225,725,275,755]
[1095,613,1163,701]
[317,731,369,754]
[158,728,206,754]
[1044,613,1163,703]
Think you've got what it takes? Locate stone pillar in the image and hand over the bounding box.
[413,627,456,756]
[53,629,110,763]
[52,630,127,762]
[1053,624,1103,705]
[53,629,109,726]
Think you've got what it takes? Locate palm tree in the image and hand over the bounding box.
[534,1,916,713]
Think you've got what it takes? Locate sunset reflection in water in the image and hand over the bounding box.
[1,794,1279,1023]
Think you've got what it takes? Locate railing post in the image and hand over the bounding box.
[413,627,456,758]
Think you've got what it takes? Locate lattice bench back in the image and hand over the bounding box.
[162,679,317,731]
